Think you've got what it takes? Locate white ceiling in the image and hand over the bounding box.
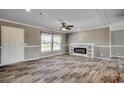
[0,9,124,33]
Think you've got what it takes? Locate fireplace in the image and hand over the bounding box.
[69,43,94,58]
[74,48,86,54]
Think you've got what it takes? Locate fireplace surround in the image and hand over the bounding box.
[69,43,94,58]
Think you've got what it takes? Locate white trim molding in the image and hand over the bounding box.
[95,57,111,61]
[111,45,124,47]
[95,45,110,47]
[24,45,41,48]
[23,53,64,62]
[110,25,124,31]
[70,43,95,46]
[0,18,65,33]
[111,55,124,58]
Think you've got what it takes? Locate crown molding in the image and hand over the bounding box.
[0,18,66,34]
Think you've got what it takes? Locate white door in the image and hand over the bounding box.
[1,26,24,65]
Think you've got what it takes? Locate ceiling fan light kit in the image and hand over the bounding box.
[60,22,74,31]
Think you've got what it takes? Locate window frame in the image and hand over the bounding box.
[41,33,62,52]
[41,33,52,52]
[52,34,62,51]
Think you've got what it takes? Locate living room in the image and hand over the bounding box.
[0,9,124,83]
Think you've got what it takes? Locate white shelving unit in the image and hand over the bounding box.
[69,43,94,58]
[87,45,94,58]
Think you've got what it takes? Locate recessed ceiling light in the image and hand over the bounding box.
[26,9,30,12]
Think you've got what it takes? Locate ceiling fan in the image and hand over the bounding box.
[60,22,74,31]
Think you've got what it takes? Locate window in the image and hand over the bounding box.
[41,33,52,52]
[41,33,62,52]
[53,35,61,51]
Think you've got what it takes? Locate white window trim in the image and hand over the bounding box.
[41,33,52,52]
[53,35,62,51]
[41,33,62,52]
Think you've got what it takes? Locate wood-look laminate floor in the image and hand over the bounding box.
[0,55,124,83]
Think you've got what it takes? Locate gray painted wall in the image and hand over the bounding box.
[0,21,67,62]
[111,30,124,57]
[67,27,110,59]
[67,28,110,46]
[111,47,124,57]
[111,30,124,45]
[94,47,110,58]
[25,31,66,59]
[1,20,124,62]
[25,28,41,45]
[67,28,124,58]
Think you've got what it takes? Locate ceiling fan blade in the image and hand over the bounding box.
[67,25,74,27]
[62,23,66,27]
[66,27,71,30]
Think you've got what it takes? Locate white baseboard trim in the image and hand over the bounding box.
[23,53,65,62]
[69,52,111,61]
[95,57,111,61]
[0,53,65,67]
[111,55,124,58]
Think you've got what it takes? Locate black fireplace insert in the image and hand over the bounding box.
[74,48,87,54]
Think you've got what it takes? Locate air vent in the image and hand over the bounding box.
[39,13,48,16]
